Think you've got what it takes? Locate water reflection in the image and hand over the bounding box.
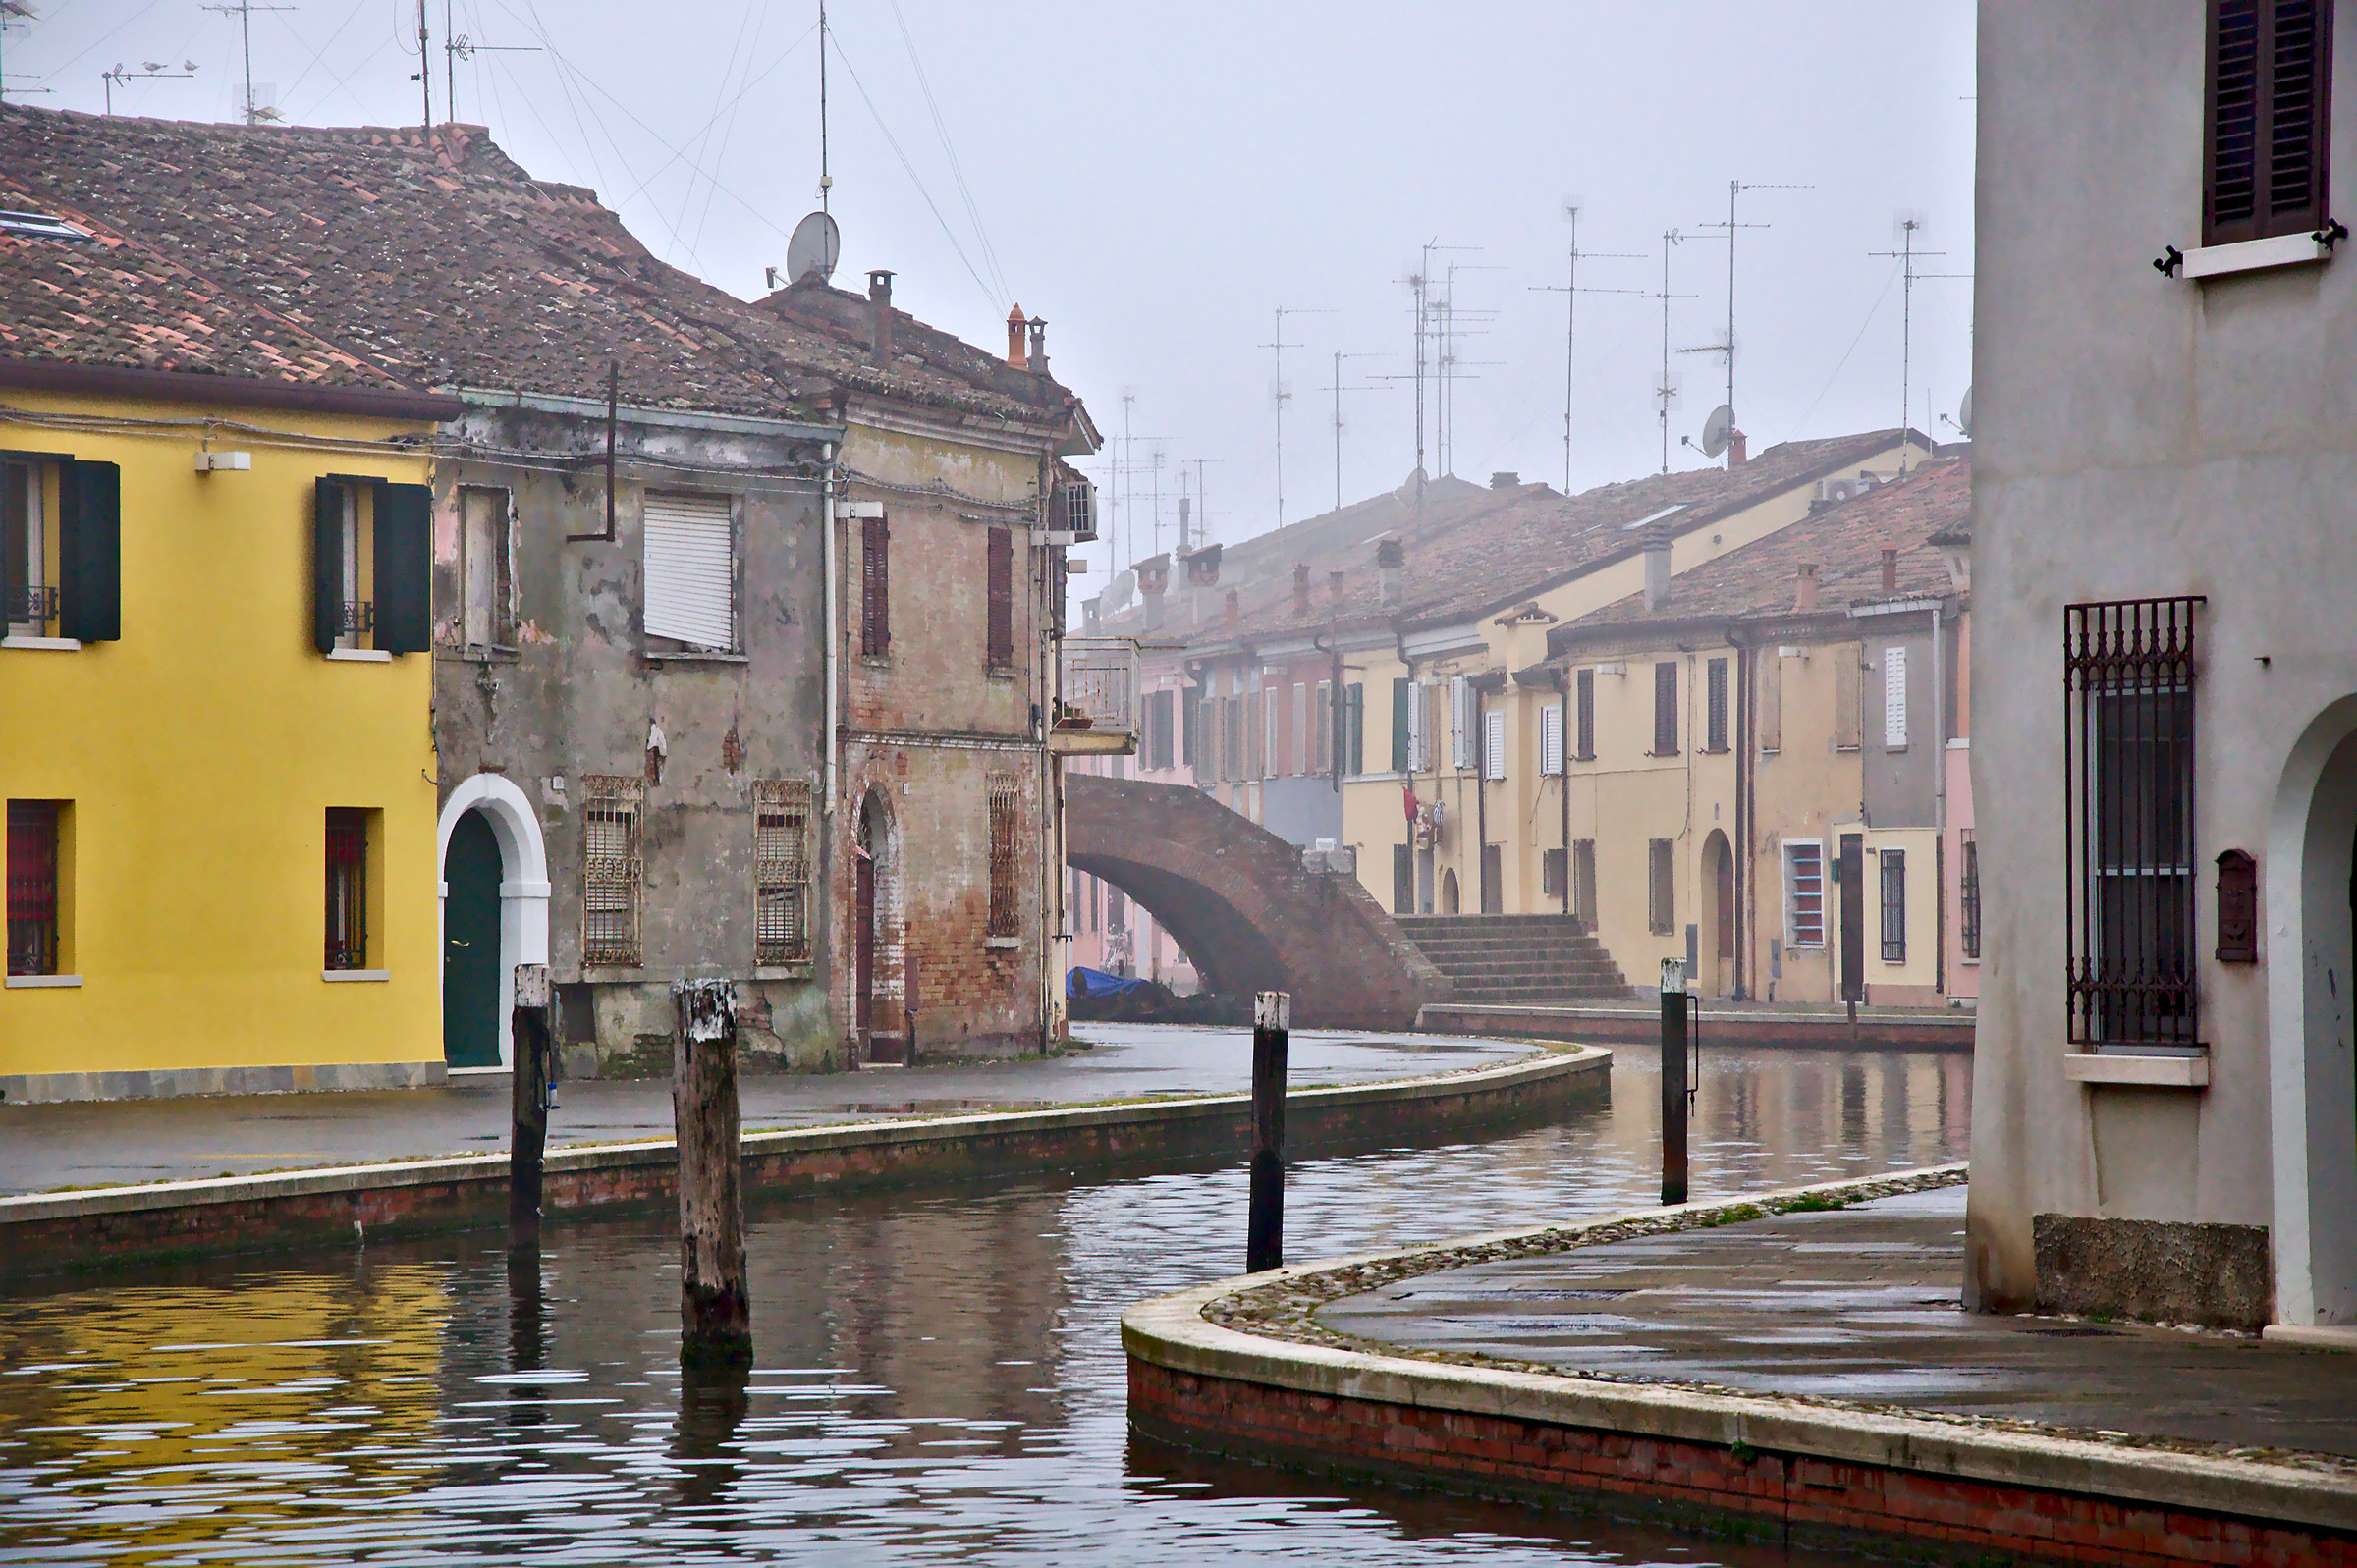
[0,1047,1964,1566]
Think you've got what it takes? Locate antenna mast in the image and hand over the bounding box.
[1264,306,1332,531]
[1649,231,1698,474]
[818,1,831,212]
[1322,351,1388,514]
[202,1,296,126]
[1690,180,1810,443]
[1531,203,1641,492]
[1870,215,1946,472]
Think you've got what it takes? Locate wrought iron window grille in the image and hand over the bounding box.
[754,779,812,965]
[7,801,60,976]
[340,600,375,635]
[324,809,369,970]
[5,584,57,625]
[581,776,645,968]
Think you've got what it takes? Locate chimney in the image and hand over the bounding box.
[1137,553,1170,631]
[1377,537,1404,607]
[867,270,896,363]
[1490,470,1520,490]
[1642,519,1672,612]
[1727,429,1747,467]
[1224,587,1240,634]
[1328,568,1346,606]
[1795,562,1821,612]
[1005,303,1028,369]
[1177,495,1192,552]
[1027,316,1049,380]
[1881,547,1898,596]
[1292,562,1311,617]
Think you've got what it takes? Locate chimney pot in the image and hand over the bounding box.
[1027,316,1049,380]
[1292,562,1311,615]
[1006,303,1028,369]
[1376,536,1404,607]
[1642,519,1672,612]
[1881,547,1898,596]
[1728,429,1747,467]
[1224,588,1240,633]
[867,269,895,363]
[1329,568,1346,605]
[1795,562,1821,612]
[1490,470,1520,490]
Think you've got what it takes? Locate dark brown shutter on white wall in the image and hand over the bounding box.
[861,514,890,656]
[2207,0,2333,245]
[985,526,1014,668]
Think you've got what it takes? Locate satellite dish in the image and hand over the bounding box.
[1700,404,1735,460]
[785,210,841,286]
[1957,385,1973,439]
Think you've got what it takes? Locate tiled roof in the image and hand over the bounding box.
[0,106,1086,428]
[1558,455,1969,643]
[1100,429,1920,648]
[0,187,414,392]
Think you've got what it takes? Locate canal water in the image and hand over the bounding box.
[0,1043,1970,1565]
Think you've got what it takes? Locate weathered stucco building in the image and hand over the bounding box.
[1975,0,2357,1334]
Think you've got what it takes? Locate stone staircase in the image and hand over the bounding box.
[1395,913,1632,1007]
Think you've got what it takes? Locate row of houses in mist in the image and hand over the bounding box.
[0,105,1098,1102]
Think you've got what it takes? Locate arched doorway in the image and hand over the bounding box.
[1701,829,1734,998]
[1441,867,1460,914]
[436,775,550,1074]
[2267,697,2357,1326]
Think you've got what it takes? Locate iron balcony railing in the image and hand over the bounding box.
[1060,637,1138,738]
[5,584,57,624]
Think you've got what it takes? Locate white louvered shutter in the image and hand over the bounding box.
[1541,703,1564,777]
[1883,646,1908,748]
[1450,676,1473,769]
[1484,708,1506,781]
[643,492,736,649]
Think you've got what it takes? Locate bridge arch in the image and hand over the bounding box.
[1064,775,1446,1030]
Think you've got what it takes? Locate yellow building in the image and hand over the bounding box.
[1,196,457,1100]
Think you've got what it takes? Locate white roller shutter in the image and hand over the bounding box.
[643,492,736,650]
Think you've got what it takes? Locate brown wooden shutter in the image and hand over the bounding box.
[1653,661,1678,755]
[985,526,1014,667]
[861,514,890,655]
[2207,0,2333,245]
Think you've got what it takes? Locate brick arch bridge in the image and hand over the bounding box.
[1064,775,1448,1030]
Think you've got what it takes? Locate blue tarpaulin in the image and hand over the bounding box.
[1067,966,1146,1000]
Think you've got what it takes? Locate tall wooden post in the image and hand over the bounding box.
[509,963,553,1250]
[1660,957,1689,1206]
[674,979,751,1367]
[1246,990,1290,1273]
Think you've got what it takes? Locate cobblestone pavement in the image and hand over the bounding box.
[0,1025,1535,1197]
[1318,1185,2357,1460]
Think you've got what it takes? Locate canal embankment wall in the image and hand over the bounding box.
[1418,1001,1974,1052]
[0,1045,1608,1280]
[1124,1165,2357,1568]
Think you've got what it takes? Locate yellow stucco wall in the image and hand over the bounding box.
[0,390,440,1082]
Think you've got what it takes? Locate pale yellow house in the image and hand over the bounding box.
[1,194,455,1100]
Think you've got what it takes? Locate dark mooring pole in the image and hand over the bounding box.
[1660,958,1689,1207]
[509,963,553,1250]
[1246,989,1291,1273]
[675,979,751,1367]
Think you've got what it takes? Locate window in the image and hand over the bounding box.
[1223,696,1243,783]
[1883,646,1908,749]
[1250,690,1270,780]
[1181,687,1198,767]
[1706,657,1729,753]
[860,514,891,656]
[1343,682,1364,775]
[1542,845,1567,898]
[1785,840,1826,947]
[1652,662,1678,756]
[1483,707,1506,782]
[1648,838,1675,935]
[1576,667,1596,760]
[644,491,736,652]
[985,526,1015,669]
[987,772,1020,938]
[1312,682,1330,776]
[7,800,63,976]
[2205,0,2332,247]
[1450,676,1475,769]
[1393,843,1414,914]
[324,808,372,971]
[1480,842,1503,913]
[1573,838,1597,929]
[1880,848,1907,962]
[1541,700,1565,777]
[1960,830,1982,961]
[313,477,428,656]
[1834,648,1862,750]
[1391,677,1411,773]
[1759,651,1784,752]
[458,486,513,650]
[581,776,644,967]
[2,457,119,646]
[1146,690,1176,771]
[2067,597,2202,1047]
[1050,476,1097,541]
[754,780,812,965]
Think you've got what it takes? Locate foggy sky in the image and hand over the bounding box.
[8,2,1977,595]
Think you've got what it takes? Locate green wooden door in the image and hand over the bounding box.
[442,810,503,1069]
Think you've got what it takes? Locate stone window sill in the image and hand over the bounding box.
[580,966,644,983]
[753,963,815,982]
[983,936,1022,950]
[5,973,82,988]
[862,655,892,671]
[323,968,391,983]
[326,648,392,663]
[645,651,747,664]
[3,635,80,651]
[2063,1052,2208,1089]
[2180,231,2335,281]
[443,646,521,664]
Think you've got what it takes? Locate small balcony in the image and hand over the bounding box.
[1054,636,1138,756]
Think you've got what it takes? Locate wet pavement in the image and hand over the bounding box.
[0,1024,1533,1197]
[0,1045,1966,1566]
[1320,1185,2357,1459]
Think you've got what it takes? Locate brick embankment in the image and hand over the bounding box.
[1123,1167,2357,1568]
[1418,1000,1975,1051]
[0,1046,1607,1280]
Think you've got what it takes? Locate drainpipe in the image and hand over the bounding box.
[1560,671,1571,917]
[1734,633,1753,1001]
[824,444,840,820]
[1472,684,1487,911]
[1932,598,1946,999]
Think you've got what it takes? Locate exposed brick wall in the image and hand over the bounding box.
[1128,1360,2357,1568]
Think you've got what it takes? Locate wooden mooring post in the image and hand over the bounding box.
[1660,958,1689,1207]
[674,978,751,1367]
[1246,989,1290,1273]
[509,963,554,1250]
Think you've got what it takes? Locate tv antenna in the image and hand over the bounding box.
[440,2,536,127]
[1434,261,1503,480]
[1684,181,1810,453]
[1530,199,1641,492]
[817,1,833,213]
[1182,458,1226,553]
[1398,242,1480,512]
[1649,231,1699,474]
[1264,305,1334,531]
[102,60,198,115]
[202,1,295,125]
[1321,351,1393,514]
[1869,212,1962,471]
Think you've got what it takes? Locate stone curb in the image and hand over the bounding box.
[1122,1164,2357,1538]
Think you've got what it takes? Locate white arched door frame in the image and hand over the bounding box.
[436,774,552,1074]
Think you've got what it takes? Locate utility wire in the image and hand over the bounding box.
[889,0,1008,306]
[825,28,998,307]
[1779,261,1900,446]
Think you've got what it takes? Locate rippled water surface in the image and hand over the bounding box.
[0,1045,1970,1565]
